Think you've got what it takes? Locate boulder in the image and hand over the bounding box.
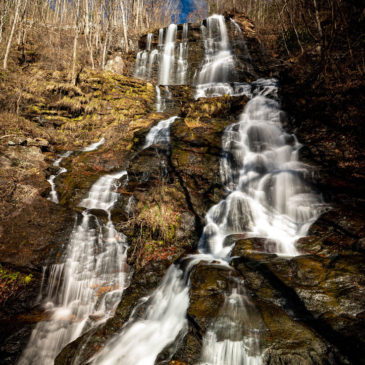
[105,55,125,74]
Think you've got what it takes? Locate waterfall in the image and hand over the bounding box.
[155,85,162,111]
[158,28,164,47]
[134,23,190,86]
[90,15,327,365]
[47,151,72,203]
[92,264,190,365]
[21,14,327,365]
[19,171,130,365]
[155,85,165,112]
[159,24,177,85]
[176,23,189,84]
[147,49,158,79]
[194,15,238,98]
[199,285,263,365]
[212,80,324,255]
[92,254,229,365]
[143,116,178,149]
[146,33,153,51]
[47,138,105,204]
[82,137,105,152]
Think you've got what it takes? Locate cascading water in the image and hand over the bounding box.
[159,24,177,85]
[158,28,164,47]
[230,18,255,77]
[134,50,149,79]
[92,264,190,365]
[134,23,189,86]
[155,86,166,112]
[194,15,239,98]
[92,254,230,365]
[143,116,179,149]
[92,14,328,365]
[210,80,325,256]
[47,151,72,203]
[146,33,153,51]
[92,18,269,365]
[199,284,263,365]
[176,23,189,84]
[47,138,106,204]
[19,171,130,365]
[20,14,327,365]
[82,137,105,152]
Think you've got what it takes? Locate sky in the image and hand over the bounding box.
[179,0,204,23]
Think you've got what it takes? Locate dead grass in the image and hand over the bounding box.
[54,96,85,116]
[46,83,84,97]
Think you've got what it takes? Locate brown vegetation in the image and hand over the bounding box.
[0,0,180,77]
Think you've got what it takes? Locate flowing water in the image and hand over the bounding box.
[47,138,105,203]
[155,85,166,112]
[19,171,130,365]
[92,264,190,365]
[23,14,326,365]
[90,14,326,365]
[47,151,72,203]
[143,116,179,149]
[134,23,189,85]
[159,24,177,85]
[82,137,105,152]
[92,255,229,365]
[199,284,263,365]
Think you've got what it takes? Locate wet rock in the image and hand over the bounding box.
[354,237,365,252]
[231,237,279,256]
[257,300,336,365]
[297,206,365,256]
[187,263,233,332]
[170,111,233,220]
[231,249,365,363]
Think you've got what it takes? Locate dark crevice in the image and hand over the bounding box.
[166,151,204,238]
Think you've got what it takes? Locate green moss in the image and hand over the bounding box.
[24,274,33,284]
[0,264,32,285]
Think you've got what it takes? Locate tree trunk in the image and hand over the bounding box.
[283,0,304,54]
[313,0,323,38]
[101,31,109,70]
[71,0,81,85]
[120,0,129,53]
[273,0,291,56]
[3,0,21,70]
[84,0,89,35]
[0,1,10,44]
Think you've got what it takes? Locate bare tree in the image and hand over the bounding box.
[71,0,81,85]
[3,0,21,69]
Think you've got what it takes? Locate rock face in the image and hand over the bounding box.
[1,13,364,365]
[105,55,125,74]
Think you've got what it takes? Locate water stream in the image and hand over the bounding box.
[143,116,179,149]
[199,284,263,365]
[19,171,130,365]
[47,138,105,203]
[47,151,72,203]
